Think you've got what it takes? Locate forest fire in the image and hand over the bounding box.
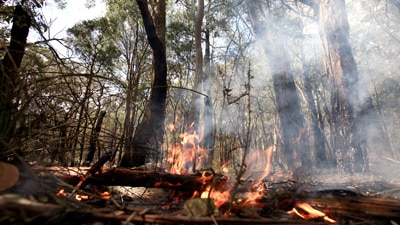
[167,122,273,195]
[74,190,111,201]
[3,0,400,224]
[163,126,340,223]
[47,122,344,224]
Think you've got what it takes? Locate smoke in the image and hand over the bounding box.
[164,0,400,179]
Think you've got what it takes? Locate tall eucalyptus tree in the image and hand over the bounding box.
[121,0,168,167]
[299,0,378,172]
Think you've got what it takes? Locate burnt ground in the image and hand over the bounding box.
[308,152,400,200]
[2,153,400,225]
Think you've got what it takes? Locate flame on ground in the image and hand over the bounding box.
[166,121,207,174]
[199,145,274,209]
[200,186,232,208]
[246,145,274,188]
[94,188,111,199]
[288,202,337,223]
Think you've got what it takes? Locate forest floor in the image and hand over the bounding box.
[1,155,400,225]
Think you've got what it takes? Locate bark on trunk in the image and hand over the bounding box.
[318,0,364,172]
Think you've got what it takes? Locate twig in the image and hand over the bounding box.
[70,151,113,197]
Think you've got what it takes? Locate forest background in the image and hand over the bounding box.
[1,0,400,179]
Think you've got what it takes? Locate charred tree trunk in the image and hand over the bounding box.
[0,4,31,156]
[121,0,167,167]
[245,0,310,174]
[317,0,367,173]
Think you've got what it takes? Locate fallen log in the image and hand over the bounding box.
[311,195,400,218]
[36,166,227,192]
[302,191,400,223]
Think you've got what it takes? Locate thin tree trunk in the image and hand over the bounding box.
[188,0,206,171]
[301,53,327,168]
[72,66,95,166]
[186,0,215,170]
[85,111,106,166]
[202,0,215,166]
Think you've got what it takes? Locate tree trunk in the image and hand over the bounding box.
[317,0,367,172]
[185,0,205,172]
[189,0,204,126]
[244,0,310,175]
[0,4,31,156]
[300,51,327,168]
[185,0,215,170]
[201,0,215,166]
[121,0,167,167]
[85,111,106,166]
[122,20,144,166]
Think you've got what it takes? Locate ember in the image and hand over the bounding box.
[75,194,89,201]
[94,188,111,199]
[56,189,67,197]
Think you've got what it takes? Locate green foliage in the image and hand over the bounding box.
[66,18,121,73]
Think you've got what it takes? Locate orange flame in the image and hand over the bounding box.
[291,127,306,145]
[246,145,274,188]
[200,186,232,208]
[198,145,274,209]
[241,185,266,208]
[166,121,208,174]
[288,202,337,223]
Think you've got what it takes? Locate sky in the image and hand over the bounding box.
[31,0,106,43]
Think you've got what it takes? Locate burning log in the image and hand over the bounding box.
[37,166,227,193]
[306,193,400,222]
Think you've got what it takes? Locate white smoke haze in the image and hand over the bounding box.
[147,0,400,181]
[345,1,400,179]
